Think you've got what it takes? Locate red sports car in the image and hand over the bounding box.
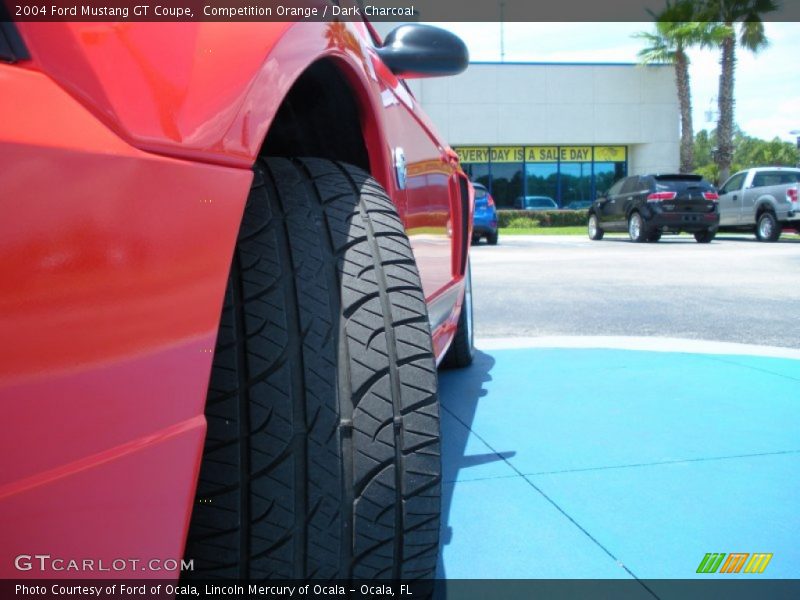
[0,16,474,581]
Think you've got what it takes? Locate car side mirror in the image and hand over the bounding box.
[376,24,469,79]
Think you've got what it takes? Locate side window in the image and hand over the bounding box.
[751,172,785,188]
[780,172,800,184]
[607,179,625,196]
[620,177,639,194]
[720,173,745,195]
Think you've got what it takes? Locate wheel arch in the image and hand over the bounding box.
[256,55,395,196]
[755,199,777,218]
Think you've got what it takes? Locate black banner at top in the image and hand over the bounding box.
[4,0,800,22]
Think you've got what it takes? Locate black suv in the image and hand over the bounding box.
[588,174,720,243]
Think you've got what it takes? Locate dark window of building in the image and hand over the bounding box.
[524,163,559,204]
[490,163,524,208]
[462,163,490,190]
[559,162,592,206]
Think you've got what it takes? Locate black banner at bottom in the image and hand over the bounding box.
[3,579,800,600]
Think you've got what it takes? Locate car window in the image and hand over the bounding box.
[620,177,639,194]
[606,179,625,196]
[752,172,784,188]
[526,198,556,208]
[720,172,746,195]
[779,172,800,184]
[473,186,487,199]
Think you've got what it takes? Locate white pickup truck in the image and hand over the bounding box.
[717,167,800,241]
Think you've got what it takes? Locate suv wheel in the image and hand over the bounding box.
[628,212,646,243]
[756,211,781,242]
[185,157,441,580]
[647,231,662,242]
[694,229,716,243]
[487,231,499,245]
[588,214,604,240]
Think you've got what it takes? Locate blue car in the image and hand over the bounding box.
[472,183,499,245]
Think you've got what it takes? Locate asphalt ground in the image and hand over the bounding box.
[435,234,800,584]
[469,233,800,349]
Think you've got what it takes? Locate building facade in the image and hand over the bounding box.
[406,62,680,208]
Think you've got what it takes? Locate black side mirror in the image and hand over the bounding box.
[376,24,469,79]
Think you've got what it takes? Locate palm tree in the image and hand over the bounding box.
[635,2,730,173]
[702,0,777,182]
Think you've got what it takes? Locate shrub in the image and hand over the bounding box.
[504,216,539,229]
[497,209,588,228]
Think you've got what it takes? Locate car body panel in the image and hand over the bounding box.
[0,20,471,578]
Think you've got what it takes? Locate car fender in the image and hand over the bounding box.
[17,22,394,183]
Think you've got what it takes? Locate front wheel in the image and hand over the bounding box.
[441,261,475,369]
[756,212,781,242]
[694,229,716,243]
[185,158,441,580]
[628,212,646,243]
[587,214,604,240]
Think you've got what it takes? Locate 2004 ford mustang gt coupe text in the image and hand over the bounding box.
[0,18,475,581]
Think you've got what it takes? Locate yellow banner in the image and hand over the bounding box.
[458,145,627,163]
[559,146,592,162]
[455,146,489,163]
[489,146,524,163]
[594,146,626,161]
[525,146,559,162]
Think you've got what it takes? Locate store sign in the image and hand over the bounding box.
[456,145,627,164]
[456,146,489,163]
[525,146,559,162]
[595,146,626,161]
[489,147,524,162]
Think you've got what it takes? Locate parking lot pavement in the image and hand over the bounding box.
[470,234,800,349]
[437,338,800,580]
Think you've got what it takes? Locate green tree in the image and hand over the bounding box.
[635,1,729,173]
[702,0,778,182]
[693,127,799,184]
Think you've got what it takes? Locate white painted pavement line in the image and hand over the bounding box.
[475,335,800,360]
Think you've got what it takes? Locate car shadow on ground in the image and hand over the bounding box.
[436,350,513,580]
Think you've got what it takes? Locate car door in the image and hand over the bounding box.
[615,176,641,229]
[744,171,784,224]
[596,178,624,228]
[717,172,747,226]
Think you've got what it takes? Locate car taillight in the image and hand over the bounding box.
[788,186,798,204]
[487,195,495,207]
[703,192,719,201]
[646,192,677,202]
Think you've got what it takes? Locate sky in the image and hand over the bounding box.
[431,22,800,143]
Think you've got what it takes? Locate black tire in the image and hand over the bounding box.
[486,231,498,245]
[755,211,781,242]
[694,229,716,243]
[184,158,441,580]
[627,212,647,243]
[587,213,604,240]
[440,261,474,369]
[647,231,662,242]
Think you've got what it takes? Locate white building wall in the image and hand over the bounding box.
[407,63,680,175]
